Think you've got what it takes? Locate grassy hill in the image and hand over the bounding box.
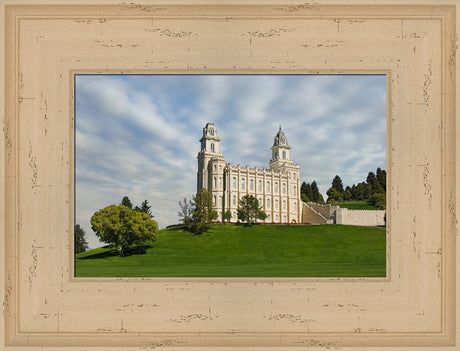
[75,224,386,278]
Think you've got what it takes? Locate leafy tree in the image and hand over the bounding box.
[332,175,344,194]
[74,224,89,254]
[91,204,158,256]
[237,195,267,226]
[178,197,193,227]
[190,188,218,234]
[344,188,352,201]
[369,192,386,210]
[326,187,343,203]
[222,209,232,223]
[121,196,133,209]
[354,182,371,200]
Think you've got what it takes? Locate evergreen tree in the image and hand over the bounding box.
[310,181,323,203]
[331,175,344,194]
[74,224,89,254]
[121,196,133,209]
[300,181,313,202]
[140,199,153,218]
[376,167,386,191]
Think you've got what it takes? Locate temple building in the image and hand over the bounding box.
[197,123,301,223]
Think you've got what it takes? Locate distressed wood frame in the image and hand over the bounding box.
[0,1,458,349]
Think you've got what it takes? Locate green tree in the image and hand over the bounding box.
[369,192,386,210]
[301,193,310,203]
[310,181,323,203]
[332,175,344,194]
[91,204,158,256]
[237,195,267,226]
[326,187,343,203]
[121,196,133,209]
[344,187,352,201]
[222,209,232,223]
[74,224,89,254]
[376,167,386,192]
[190,188,218,234]
[139,199,153,218]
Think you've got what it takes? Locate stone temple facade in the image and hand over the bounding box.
[197,123,301,223]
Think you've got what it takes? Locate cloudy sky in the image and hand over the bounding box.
[75,74,386,249]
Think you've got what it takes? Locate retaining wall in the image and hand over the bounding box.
[335,208,385,226]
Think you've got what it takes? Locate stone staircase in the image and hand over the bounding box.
[301,202,329,224]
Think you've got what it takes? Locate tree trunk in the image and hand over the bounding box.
[118,245,124,257]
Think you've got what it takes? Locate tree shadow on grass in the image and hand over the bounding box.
[77,244,153,260]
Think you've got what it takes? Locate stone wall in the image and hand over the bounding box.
[335,208,385,226]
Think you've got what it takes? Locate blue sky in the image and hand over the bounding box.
[75,74,386,249]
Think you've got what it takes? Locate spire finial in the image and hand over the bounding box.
[279,124,282,131]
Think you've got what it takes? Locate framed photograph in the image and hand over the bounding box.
[1,1,458,349]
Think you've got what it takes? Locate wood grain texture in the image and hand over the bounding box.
[0,1,458,349]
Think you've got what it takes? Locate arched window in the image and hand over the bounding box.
[211,143,215,152]
[214,196,217,205]
[275,199,279,210]
[258,197,263,206]
[283,215,287,222]
[241,178,246,190]
[283,200,287,210]
[282,150,286,159]
[266,181,271,192]
[267,198,271,209]
[232,177,236,189]
[275,214,279,222]
[258,180,262,192]
[293,185,297,196]
[250,179,254,191]
[219,177,222,188]
[232,195,236,205]
[282,183,286,194]
[213,177,217,187]
[274,182,278,193]
[209,128,214,136]
[267,214,271,221]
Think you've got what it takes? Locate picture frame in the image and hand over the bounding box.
[1,1,458,349]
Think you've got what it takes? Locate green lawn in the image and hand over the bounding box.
[331,200,379,210]
[75,224,386,278]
